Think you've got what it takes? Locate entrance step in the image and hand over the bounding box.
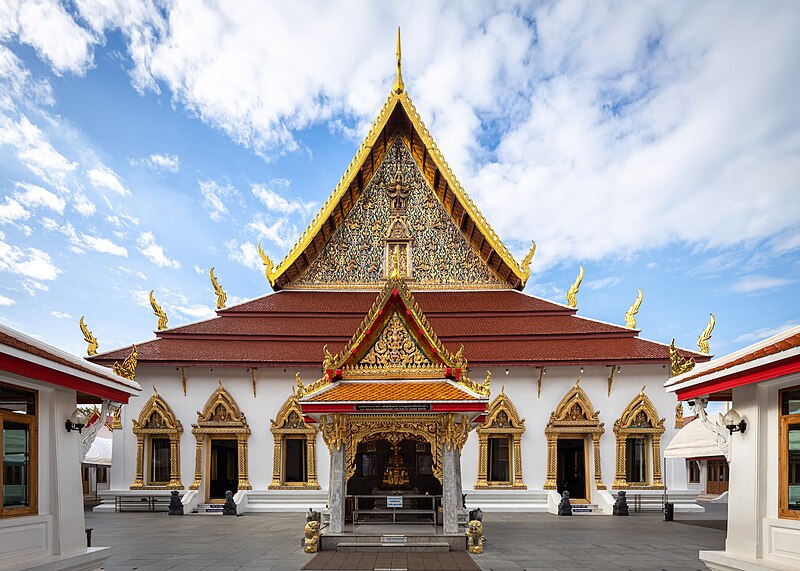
[337,542,451,553]
[191,503,224,515]
[571,504,603,515]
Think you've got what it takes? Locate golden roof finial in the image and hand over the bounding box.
[79,316,98,356]
[697,313,715,355]
[625,288,643,329]
[521,241,536,281]
[393,26,405,94]
[669,339,696,377]
[257,242,278,287]
[209,267,227,309]
[391,244,401,280]
[566,266,584,309]
[113,344,138,381]
[149,290,168,331]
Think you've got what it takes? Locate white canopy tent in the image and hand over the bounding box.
[664,413,725,459]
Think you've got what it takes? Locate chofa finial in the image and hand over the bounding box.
[393,26,405,94]
[625,288,643,329]
[149,290,168,331]
[566,266,584,309]
[209,267,227,309]
[697,313,715,355]
[79,316,98,356]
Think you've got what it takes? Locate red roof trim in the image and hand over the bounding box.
[0,353,134,403]
[676,354,800,401]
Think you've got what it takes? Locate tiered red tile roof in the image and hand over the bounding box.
[89,289,705,369]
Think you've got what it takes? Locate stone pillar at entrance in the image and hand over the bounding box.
[328,444,346,534]
[442,444,461,534]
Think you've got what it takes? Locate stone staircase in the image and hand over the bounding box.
[192,503,224,515]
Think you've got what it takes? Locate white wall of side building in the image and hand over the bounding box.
[104,363,695,512]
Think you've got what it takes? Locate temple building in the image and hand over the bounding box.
[87,34,710,527]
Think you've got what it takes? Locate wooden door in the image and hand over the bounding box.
[707,459,729,494]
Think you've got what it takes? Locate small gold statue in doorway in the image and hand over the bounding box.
[381,443,410,489]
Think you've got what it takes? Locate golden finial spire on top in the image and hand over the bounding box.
[79,316,98,356]
[566,266,584,309]
[393,26,405,94]
[209,267,227,309]
[625,288,643,329]
[149,290,168,331]
[697,313,715,355]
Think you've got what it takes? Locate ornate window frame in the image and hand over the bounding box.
[544,380,605,491]
[268,393,320,489]
[130,387,182,490]
[475,388,526,489]
[189,381,251,492]
[612,386,665,489]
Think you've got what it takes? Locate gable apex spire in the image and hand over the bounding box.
[393,26,405,94]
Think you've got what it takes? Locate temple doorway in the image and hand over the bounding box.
[557,438,587,500]
[347,439,441,496]
[209,438,238,500]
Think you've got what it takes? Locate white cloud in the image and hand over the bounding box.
[0,294,15,306]
[245,214,298,249]
[173,304,215,320]
[80,234,127,256]
[193,265,205,275]
[251,180,316,215]
[40,218,127,257]
[199,179,238,221]
[0,196,29,223]
[0,44,53,110]
[226,239,261,271]
[0,115,77,188]
[72,191,96,216]
[87,164,130,196]
[734,321,800,344]
[0,231,61,280]
[136,231,180,268]
[731,275,793,293]
[50,310,71,318]
[131,153,180,173]
[105,211,140,228]
[14,182,65,214]
[585,276,622,291]
[1,0,96,76]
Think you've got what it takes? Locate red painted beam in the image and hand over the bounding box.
[0,353,133,403]
[676,355,800,401]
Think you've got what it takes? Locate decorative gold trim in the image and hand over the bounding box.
[475,388,526,489]
[536,367,544,399]
[625,289,643,329]
[190,380,251,492]
[263,86,530,289]
[130,387,183,490]
[149,290,168,331]
[544,380,605,490]
[566,266,584,309]
[249,367,257,398]
[697,313,715,355]
[178,367,187,397]
[79,316,98,356]
[318,413,470,483]
[607,366,616,397]
[268,393,319,490]
[113,345,137,381]
[670,339,695,376]
[612,386,665,489]
[209,267,227,309]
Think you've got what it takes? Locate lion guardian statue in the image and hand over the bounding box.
[304,520,320,553]
[466,519,484,554]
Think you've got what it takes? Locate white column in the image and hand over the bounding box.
[328,444,346,534]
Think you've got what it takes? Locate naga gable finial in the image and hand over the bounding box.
[521,241,536,283]
[113,344,138,381]
[625,288,643,329]
[566,266,584,309]
[669,339,695,377]
[209,267,227,309]
[393,26,405,94]
[79,316,98,356]
[257,242,278,287]
[149,290,168,331]
[697,313,715,355]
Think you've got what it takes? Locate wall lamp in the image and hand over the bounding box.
[65,408,88,433]
[722,408,747,435]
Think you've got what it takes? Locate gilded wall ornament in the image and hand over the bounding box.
[669,339,696,377]
[113,344,138,381]
[360,313,430,367]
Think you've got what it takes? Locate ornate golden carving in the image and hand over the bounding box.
[475,388,526,489]
[79,316,98,356]
[190,380,251,492]
[674,401,684,428]
[249,367,257,398]
[607,365,616,397]
[544,380,605,490]
[670,339,695,377]
[566,266,584,309]
[209,267,227,309]
[269,393,319,490]
[697,313,715,355]
[257,242,278,286]
[612,386,666,489]
[537,367,544,399]
[149,290,168,330]
[131,387,183,489]
[113,344,138,381]
[382,442,410,488]
[521,241,536,282]
[110,406,122,429]
[625,288,643,329]
[393,26,405,95]
[178,366,187,396]
[361,313,431,367]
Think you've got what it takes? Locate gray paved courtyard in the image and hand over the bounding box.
[86,505,726,571]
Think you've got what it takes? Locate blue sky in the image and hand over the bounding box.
[0,1,798,360]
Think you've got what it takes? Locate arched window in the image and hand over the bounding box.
[131,387,182,489]
[612,386,666,489]
[269,394,319,489]
[475,388,526,489]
